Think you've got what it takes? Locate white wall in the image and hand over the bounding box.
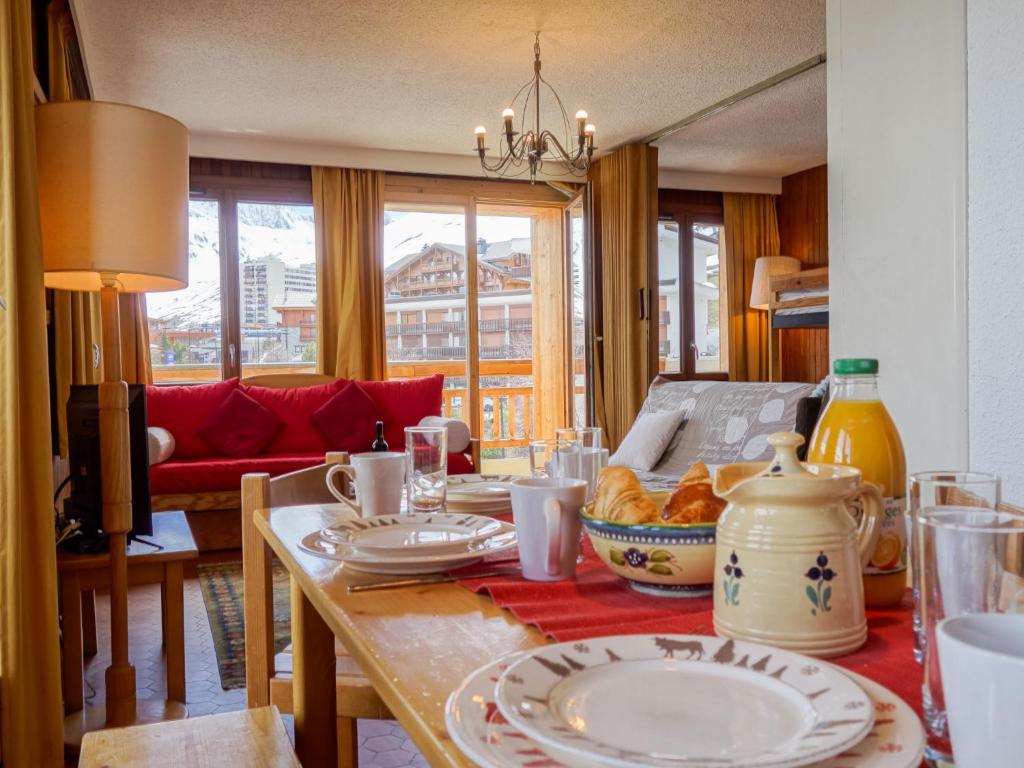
[967,0,1024,500]
[826,0,968,475]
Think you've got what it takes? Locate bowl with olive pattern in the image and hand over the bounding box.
[580,493,717,598]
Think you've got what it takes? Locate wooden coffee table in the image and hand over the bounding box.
[58,510,198,714]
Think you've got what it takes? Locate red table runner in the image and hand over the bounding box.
[456,540,924,716]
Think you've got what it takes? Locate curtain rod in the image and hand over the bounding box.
[633,53,826,148]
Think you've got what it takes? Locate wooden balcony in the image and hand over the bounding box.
[386,359,535,453]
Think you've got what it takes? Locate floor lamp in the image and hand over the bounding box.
[35,101,190,743]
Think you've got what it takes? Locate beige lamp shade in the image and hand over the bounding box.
[749,255,801,310]
[35,101,189,293]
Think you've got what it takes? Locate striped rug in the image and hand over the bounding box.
[197,560,291,690]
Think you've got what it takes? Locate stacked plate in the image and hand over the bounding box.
[445,634,925,768]
[445,474,522,516]
[299,511,516,575]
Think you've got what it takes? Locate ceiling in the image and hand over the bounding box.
[72,0,826,178]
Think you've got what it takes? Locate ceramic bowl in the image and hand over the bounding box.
[580,493,717,598]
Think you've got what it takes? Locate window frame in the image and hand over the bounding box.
[184,171,313,381]
[657,190,727,381]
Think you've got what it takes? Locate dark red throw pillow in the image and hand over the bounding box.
[197,389,284,458]
[145,377,239,458]
[312,381,381,453]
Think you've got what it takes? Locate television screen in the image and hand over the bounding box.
[65,384,153,547]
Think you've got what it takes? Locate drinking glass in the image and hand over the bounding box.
[555,427,606,502]
[529,439,582,481]
[919,504,1024,765]
[404,426,447,513]
[909,472,1000,662]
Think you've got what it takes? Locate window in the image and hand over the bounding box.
[148,169,315,383]
[236,202,316,375]
[147,200,224,382]
[656,194,728,379]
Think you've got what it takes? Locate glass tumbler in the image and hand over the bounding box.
[555,427,606,502]
[919,505,1024,766]
[404,426,447,513]
[909,472,1000,662]
[529,439,582,481]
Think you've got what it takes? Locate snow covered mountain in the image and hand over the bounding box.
[149,204,532,330]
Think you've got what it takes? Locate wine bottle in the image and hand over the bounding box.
[370,420,389,452]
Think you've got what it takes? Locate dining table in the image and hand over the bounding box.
[255,501,923,768]
[255,502,543,767]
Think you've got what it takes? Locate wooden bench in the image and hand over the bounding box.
[78,706,298,767]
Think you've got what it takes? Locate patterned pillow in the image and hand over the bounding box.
[640,377,816,479]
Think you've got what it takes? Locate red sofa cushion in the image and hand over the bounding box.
[149,452,325,495]
[358,375,444,451]
[198,389,283,458]
[239,380,344,454]
[447,451,474,476]
[312,381,381,454]
[146,378,239,459]
[149,450,475,495]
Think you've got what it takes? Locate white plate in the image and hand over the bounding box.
[445,654,923,768]
[496,635,874,768]
[299,523,517,575]
[320,512,502,556]
[447,481,515,500]
[449,474,524,486]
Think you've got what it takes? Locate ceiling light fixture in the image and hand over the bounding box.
[473,33,595,183]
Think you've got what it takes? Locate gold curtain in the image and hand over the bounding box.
[723,192,780,382]
[590,143,658,451]
[0,0,66,763]
[313,166,385,380]
[48,0,151,456]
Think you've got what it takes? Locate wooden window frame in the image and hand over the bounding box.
[658,190,727,381]
[180,160,314,381]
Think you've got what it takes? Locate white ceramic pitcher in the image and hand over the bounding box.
[712,432,883,658]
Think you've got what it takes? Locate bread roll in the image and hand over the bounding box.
[661,461,726,525]
[593,467,661,524]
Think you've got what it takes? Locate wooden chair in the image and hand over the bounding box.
[78,705,298,767]
[242,453,392,768]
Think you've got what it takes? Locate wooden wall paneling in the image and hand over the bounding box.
[532,208,569,437]
[776,164,829,383]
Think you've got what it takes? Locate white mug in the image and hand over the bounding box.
[937,613,1024,768]
[510,478,588,581]
[326,452,405,518]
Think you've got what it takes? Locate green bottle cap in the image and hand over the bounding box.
[833,358,879,375]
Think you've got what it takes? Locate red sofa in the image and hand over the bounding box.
[147,373,474,551]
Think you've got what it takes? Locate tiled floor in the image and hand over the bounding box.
[81,580,428,767]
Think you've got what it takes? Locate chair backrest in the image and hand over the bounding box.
[241,451,350,708]
[240,373,336,389]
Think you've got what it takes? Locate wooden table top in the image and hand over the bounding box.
[58,510,198,572]
[255,503,546,768]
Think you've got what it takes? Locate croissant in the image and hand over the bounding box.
[593,467,661,524]
[661,461,726,525]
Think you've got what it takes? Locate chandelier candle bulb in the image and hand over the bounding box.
[575,109,588,136]
[474,125,486,152]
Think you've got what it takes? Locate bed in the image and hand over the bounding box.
[769,266,829,329]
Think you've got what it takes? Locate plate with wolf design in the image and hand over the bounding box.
[446,651,921,768]
[494,634,874,768]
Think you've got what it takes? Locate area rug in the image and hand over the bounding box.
[197,560,291,690]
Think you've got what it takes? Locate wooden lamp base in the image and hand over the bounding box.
[63,699,189,754]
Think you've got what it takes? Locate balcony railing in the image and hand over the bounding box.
[385,320,465,336]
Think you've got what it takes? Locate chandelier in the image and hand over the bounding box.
[473,33,596,182]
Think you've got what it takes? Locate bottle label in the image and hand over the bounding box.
[863,495,908,576]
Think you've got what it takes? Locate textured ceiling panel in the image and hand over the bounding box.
[654,64,826,176]
[73,0,825,173]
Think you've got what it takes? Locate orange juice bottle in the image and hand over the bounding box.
[807,359,907,607]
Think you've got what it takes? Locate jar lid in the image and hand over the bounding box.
[833,358,878,375]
